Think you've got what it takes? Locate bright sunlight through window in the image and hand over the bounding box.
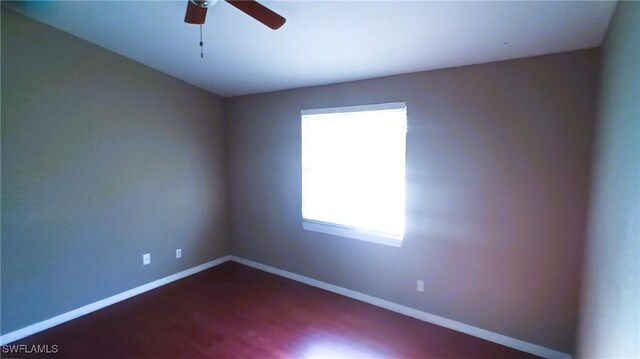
[301,103,407,247]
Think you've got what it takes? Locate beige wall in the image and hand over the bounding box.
[226,49,599,353]
[1,9,230,334]
[577,1,640,357]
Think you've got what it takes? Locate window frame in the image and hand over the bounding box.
[300,102,407,247]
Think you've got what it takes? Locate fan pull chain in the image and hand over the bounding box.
[199,24,204,59]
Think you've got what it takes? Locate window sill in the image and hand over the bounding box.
[302,220,403,247]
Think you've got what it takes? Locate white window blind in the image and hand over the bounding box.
[301,103,407,245]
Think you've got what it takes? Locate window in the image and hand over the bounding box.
[301,102,407,247]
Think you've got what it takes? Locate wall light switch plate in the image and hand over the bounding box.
[143,253,151,265]
[176,249,182,259]
[417,280,424,292]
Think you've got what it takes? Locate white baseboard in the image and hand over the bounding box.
[0,255,232,346]
[229,255,572,359]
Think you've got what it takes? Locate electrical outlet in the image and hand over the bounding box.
[176,248,182,259]
[417,280,424,292]
[143,253,151,265]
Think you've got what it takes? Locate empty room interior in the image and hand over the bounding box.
[1,1,638,358]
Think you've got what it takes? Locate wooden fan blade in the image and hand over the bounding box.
[226,0,286,30]
[185,0,208,24]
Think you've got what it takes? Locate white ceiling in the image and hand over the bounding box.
[7,1,615,97]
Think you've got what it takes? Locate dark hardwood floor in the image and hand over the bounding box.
[11,262,539,358]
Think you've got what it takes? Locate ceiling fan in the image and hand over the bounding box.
[184,0,285,58]
[184,0,286,30]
